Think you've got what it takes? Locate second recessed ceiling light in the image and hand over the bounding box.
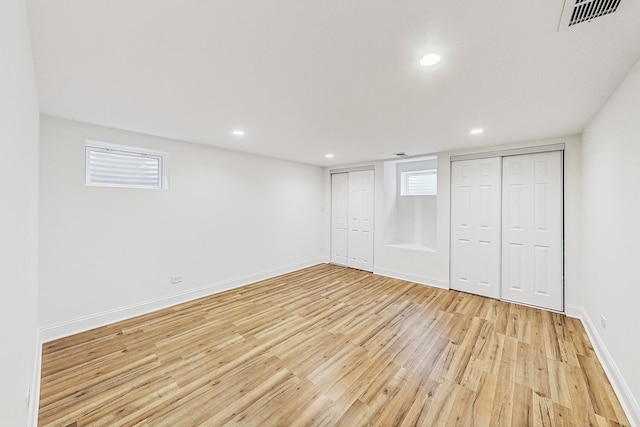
[420,53,441,67]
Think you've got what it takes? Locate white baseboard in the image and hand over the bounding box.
[566,304,640,427]
[564,303,583,319]
[39,259,324,343]
[373,267,449,290]
[28,332,42,427]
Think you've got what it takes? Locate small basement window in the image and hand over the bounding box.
[400,169,437,196]
[85,140,169,189]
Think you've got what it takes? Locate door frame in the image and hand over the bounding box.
[329,166,376,271]
[449,143,565,312]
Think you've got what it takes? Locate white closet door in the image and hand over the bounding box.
[502,151,563,311]
[347,170,374,272]
[451,158,502,299]
[331,173,349,266]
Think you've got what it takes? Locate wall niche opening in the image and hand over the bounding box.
[383,156,437,251]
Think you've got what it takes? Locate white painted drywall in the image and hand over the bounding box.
[326,160,450,287]
[328,136,581,297]
[582,58,640,422]
[39,116,324,330]
[0,0,40,425]
[385,158,438,250]
[375,154,450,287]
[326,155,455,287]
[440,136,583,307]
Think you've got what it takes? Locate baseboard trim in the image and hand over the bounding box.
[373,268,449,290]
[28,331,42,427]
[566,304,640,427]
[40,259,325,343]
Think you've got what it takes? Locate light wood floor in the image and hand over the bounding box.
[39,264,629,426]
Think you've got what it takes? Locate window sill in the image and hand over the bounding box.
[384,243,435,252]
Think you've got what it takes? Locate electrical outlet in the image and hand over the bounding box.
[170,275,183,284]
[600,315,607,329]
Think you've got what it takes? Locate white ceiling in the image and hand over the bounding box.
[27,0,640,166]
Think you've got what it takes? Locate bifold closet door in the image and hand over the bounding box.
[331,173,349,266]
[331,170,374,272]
[347,170,374,272]
[502,151,563,311]
[450,158,502,299]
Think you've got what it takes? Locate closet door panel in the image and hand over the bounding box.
[501,151,563,311]
[347,170,375,272]
[450,158,502,299]
[331,173,349,266]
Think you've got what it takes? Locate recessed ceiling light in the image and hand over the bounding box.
[325,154,334,159]
[469,128,484,135]
[420,53,441,67]
[232,130,245,136]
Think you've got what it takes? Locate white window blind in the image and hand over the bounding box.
[401,169,437,196]
[85,141,169,189]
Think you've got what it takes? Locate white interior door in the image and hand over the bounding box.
[450,158,502,299]
[347,170,374,272]
[331,173,349,266]
[502,151,563,311]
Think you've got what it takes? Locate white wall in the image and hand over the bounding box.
[385,158,438,250]
[39,116,324,335]
[440,136,583,308]
[0,0,40,425]
[325,161,449,287]
[581,58,640,424]
[328,135,582,299]
[375,154,451,287]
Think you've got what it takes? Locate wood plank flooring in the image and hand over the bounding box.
[39,264,629,426]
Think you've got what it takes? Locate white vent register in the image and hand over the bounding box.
[558,0,622,30]
[85,140,169,189]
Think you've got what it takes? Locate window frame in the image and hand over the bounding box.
[85,140,170,190]
[400,169,437,196]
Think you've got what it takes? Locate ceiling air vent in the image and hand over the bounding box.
[558,0,622,30]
